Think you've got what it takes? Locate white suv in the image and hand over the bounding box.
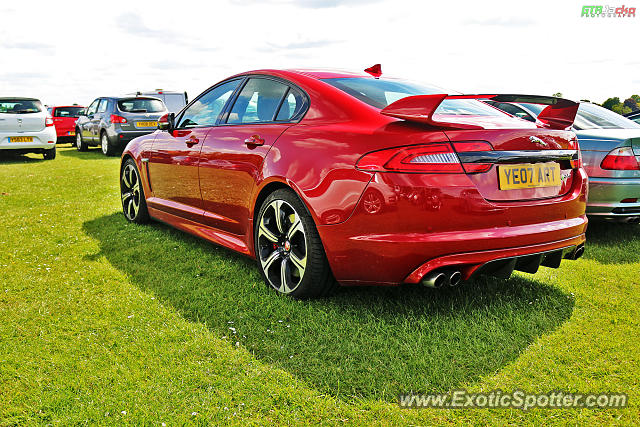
[0,98,57,160]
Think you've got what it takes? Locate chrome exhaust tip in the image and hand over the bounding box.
[448,271,462,287]
[421,272,447,288]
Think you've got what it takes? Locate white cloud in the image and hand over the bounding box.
[0,0,638,107]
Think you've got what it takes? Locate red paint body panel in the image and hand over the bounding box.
[122,69,588,287]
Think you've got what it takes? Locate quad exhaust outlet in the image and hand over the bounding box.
[421,270,463,288]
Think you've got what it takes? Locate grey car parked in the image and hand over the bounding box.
[75,96,167,156]
[486,101,640,222]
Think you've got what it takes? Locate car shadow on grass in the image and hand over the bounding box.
[0,152,45,163]
[84,213,575,402]
[583,220,640,265]
[58,147,113,160]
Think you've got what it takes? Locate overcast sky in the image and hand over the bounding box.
[1,0,638,107]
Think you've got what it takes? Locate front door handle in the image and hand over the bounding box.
[186,136,199,146]
[244,134,265,146]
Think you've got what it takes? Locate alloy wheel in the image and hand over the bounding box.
[76,132,82,149]
[101,134,109,155]
[121,163,141,221]
[257,200,307,294]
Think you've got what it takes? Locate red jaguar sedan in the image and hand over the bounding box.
[120,66,588,298]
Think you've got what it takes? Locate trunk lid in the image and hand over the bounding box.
[117,111,166,131]
[445,128,579,201]
[0,112,46,132]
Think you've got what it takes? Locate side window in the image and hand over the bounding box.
[276,88,306,121]
[97,99,109,113]
[227,78,288,124]
[87,99,100,115]
[178,80,240,128]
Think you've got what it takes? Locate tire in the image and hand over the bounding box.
[255,188,337,298]
[43,146,56,160]
[76,130,87,151]
[101,131,117,156]
[120,158,150,224]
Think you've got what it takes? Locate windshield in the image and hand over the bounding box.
[118,98,166,113]
[321,77,506,117]
[0,98,43,114]
[53,106,84,118]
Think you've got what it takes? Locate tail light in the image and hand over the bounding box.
[452,141,494,173]
[570,144,583,169]
[45,117,54,127]
[600,147,639,170]
[110,114,128,124]
[356,141,496,174]
[357,143,464,173]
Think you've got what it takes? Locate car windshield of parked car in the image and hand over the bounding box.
[572,103,640,130]
[118,98,166,113]
[0,99,43,114]
[54,106,84,118]
[321,77,506,116]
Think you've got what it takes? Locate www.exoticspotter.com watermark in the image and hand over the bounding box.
[398,390,628,410]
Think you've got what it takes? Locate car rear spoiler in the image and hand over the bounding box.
[380,94,579,130]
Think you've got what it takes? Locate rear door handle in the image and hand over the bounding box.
[244,135,265,146]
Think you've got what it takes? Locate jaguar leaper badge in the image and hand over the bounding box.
[529,136,548,147]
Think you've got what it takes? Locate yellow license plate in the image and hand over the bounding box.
[8,136,33,143]
[498,162,561,190]
[136,121,158,128]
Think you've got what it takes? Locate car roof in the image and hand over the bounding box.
[0,97,40,101]
[130,90,185,94]
[52,105,85,108]
[233,68,375,80]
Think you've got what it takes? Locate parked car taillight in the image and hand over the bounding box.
[45,117,54,127]
[600,147,639,170]
[357,143,465,173]
[110,114,128,124]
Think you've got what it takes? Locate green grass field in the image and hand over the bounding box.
[1,146,638,425]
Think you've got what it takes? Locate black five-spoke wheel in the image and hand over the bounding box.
[255,189,335,298]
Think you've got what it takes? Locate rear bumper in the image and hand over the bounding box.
[587,177,640,219]
[317,169,588,285]
[405,234,586,283]
[0,128,57,150]
[107,130,155,147]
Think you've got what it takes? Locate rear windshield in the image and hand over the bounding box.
[321,77,505,116]
[0,99,43,114]
[53,106,84,118]
[573,103,640,130]
[117,98,166,113]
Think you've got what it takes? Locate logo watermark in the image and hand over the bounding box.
[581,5,636,17]
[398,390,628,410]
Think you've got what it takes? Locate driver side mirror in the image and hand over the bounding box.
[158,112,175,131]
